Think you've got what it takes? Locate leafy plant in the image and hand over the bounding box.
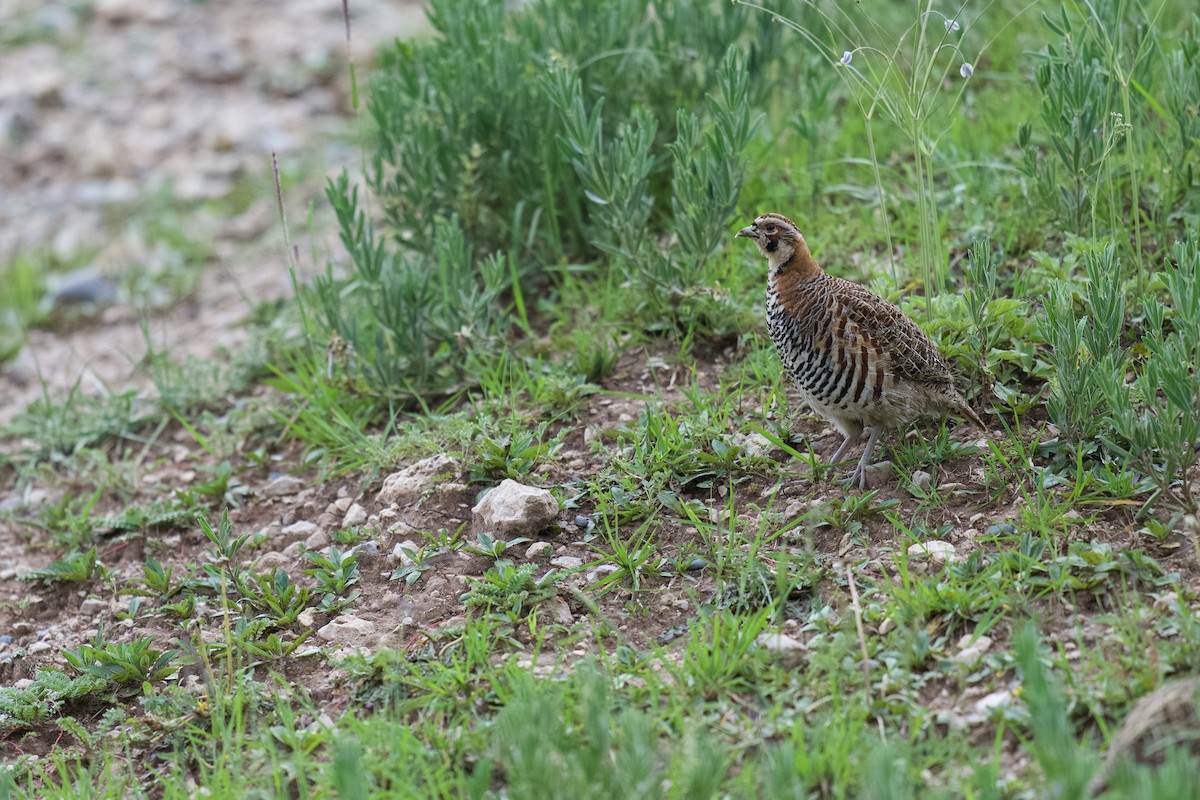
[22,547,100,586]
[61,627,180,688]
[303,547,362,613]
[467,417,566,483]
[460,559,562,621]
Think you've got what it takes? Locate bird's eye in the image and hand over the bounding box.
[765,224,777,233]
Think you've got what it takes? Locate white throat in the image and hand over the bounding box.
[765,241,795,274]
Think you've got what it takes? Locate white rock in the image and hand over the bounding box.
[304,530,330,551]
[29,641,52,655]
[974,689,1014,715]
[472,479,558,535]
[906,540,958,564]
[550,555,583,569]
[316,615,376,647]
[377,455,458,506]
[911,470,933,490]
[391,541,418,566]
[525,542,553,559]
[297,608,317,629]
[951,634,993,667]
[342,503,368,527]
[757,632,807,657]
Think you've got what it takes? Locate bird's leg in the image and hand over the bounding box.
[846,426,883,491]
[828,434,856,466]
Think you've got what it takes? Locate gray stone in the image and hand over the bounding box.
[377,455,458,506]
[281,520,320,541]
[342,503,368,528]
[472,479,558,535]
[525,541,553,559]
[545,597,573,626]
[79,598,108,615]
[262,475,305,497]
[50,269,117,306]
[911,470,933,490]
[316,615,376,647]
[550,555,583,569]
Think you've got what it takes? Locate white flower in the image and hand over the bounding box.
[840,50,853,65]
[960,62,974,78]
[945,18,961,33]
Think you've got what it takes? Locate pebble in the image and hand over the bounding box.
[756,632,806,664]
[79,598,108,615]
[984,523,1016,537]
[304,530,330,551]
[950,634,994,667]
[911,470,932,490]
[906,540,958,564]
[546,597,574,626]
[281,520,320,540]
[342,503,368,528]
[586,564,619,583]
[0,635,11,645]
[974,689,1014,715]
[864,460,893,487]
[316,615,376,648]
[550,555,583,569]
[391,542,417,566]
[349,541,380,562]
[262,475,305,497]
[525,542,553,559]
[685,558,708,571]
[50,269,117,306]
[28,641,52,655]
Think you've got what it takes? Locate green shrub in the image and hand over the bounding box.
[365,0,784,262]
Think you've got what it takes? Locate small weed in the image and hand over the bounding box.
[22,547,100,586]
[460,559,563,623]
[61,626,180,689]
[303,548,362,613]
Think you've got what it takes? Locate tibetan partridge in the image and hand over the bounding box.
[736,213,985,489]
[1090,676,1200,795]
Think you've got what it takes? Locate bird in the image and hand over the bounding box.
[1090,676,1200,795]
[735,212,985,490]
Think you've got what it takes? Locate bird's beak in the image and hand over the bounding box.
[735,225,755,239]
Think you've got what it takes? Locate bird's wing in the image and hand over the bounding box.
[836,281,958,387]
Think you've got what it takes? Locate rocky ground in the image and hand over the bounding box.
[0,0,425,421]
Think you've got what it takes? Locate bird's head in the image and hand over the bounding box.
[736,213,806,273]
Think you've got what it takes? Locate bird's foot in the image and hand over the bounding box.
[839,467,869,492]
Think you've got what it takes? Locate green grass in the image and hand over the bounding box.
[3,0,1200,796]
